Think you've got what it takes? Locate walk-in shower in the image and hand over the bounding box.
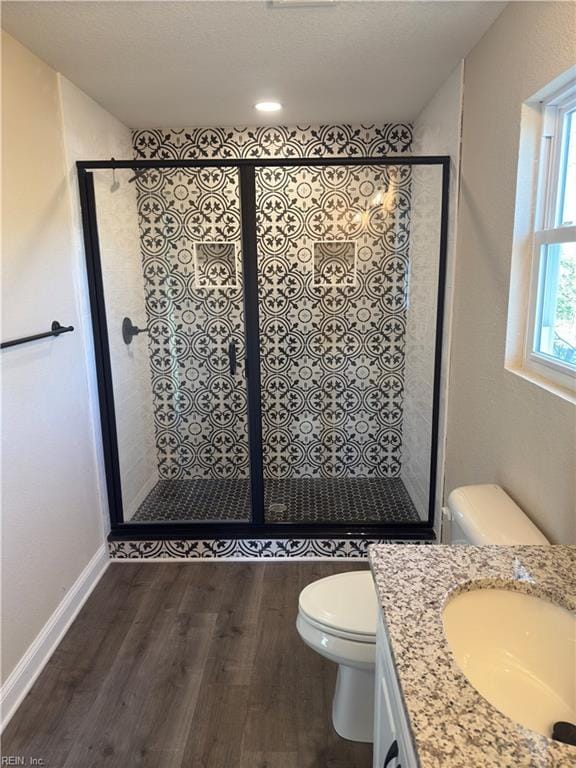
[78,126,448,539]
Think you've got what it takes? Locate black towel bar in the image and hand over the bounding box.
[0,321,74,350]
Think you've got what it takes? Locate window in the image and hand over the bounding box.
[526,80,576,391]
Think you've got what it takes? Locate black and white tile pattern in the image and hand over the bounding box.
[133,125,412,162]
[109,537,430,560]
[131,477,418,523]
[256,162,411,478]
[134,164,248,480]
[131,124,413,484]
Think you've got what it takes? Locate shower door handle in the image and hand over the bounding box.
[228,341,237,376]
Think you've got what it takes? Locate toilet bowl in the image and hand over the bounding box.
[296,570,377,743]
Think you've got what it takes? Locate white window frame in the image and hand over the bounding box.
[524,81,576,393]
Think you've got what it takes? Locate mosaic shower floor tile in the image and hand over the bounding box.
[130,477,420,524]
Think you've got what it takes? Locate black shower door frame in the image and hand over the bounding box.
[77,155,449,541]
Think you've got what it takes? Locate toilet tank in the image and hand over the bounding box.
[445,484,549,545]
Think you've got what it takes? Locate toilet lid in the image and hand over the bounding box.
[298,571,377,638]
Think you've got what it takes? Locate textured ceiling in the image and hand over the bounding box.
[2,1,506,128]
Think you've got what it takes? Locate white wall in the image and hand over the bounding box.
[403,64,464,524]
[1,33,161,728]
[59,78,158,520]
[0,32,108,700]
[446,2,576,544]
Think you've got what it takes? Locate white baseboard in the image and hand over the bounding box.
[0,543,109,732]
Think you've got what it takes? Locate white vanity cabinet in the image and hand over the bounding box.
[373,613,418,768]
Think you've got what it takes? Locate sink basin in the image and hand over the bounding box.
[443,588,576,738]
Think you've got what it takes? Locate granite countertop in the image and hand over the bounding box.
[368,544,576,768]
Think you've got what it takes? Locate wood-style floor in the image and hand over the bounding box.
[2,562,373,767]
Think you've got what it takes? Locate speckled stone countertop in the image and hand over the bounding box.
[368,545,576,768]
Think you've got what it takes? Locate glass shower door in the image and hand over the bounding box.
[91,166,252,524]
[255,162,443,526]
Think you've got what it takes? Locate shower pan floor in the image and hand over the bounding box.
[130,477,420,524]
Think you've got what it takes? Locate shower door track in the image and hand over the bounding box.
[77,155,450,542]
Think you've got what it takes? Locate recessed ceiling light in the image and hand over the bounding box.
[255,101,283,113]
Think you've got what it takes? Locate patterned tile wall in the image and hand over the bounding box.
[108,537,431,560]
[132,125,413,481]
[256,163,411,478]
[134,165,248,480]
[133,125,411,161]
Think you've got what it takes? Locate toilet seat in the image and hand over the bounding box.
[298,570,377,639]
[299,611,376,643]
[297,612,376,668]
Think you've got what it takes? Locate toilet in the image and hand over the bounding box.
[296,484,549,744]
[296,570,377,743]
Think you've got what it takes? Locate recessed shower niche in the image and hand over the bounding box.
[313,241,357,287]
[194,242,239,289]
[78,124,448,538]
